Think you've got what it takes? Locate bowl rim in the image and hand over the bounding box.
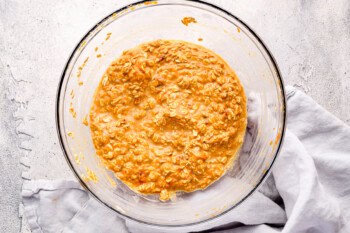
[56,0,287,227]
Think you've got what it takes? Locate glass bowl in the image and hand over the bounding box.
[56,0,286,227]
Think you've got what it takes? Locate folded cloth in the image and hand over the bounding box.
[21,86,350,233]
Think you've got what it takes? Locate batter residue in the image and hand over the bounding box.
[181,17,197,26]
[90,40,247,201]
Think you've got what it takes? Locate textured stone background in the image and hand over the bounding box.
[0,0,349,232]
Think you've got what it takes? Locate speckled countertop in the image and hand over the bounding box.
[0,0,349,232]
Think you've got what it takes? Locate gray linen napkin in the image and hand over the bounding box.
[21,86,350,233]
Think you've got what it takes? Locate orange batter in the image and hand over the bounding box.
[89,40,247,201]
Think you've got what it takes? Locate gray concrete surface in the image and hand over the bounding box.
[0,0,349,232]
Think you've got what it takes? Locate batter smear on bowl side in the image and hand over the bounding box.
[89,40,247,201]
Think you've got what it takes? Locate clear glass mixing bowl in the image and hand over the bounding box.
[56,0,286,227]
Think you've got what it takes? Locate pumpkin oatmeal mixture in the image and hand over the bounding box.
[89,40,247,201]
